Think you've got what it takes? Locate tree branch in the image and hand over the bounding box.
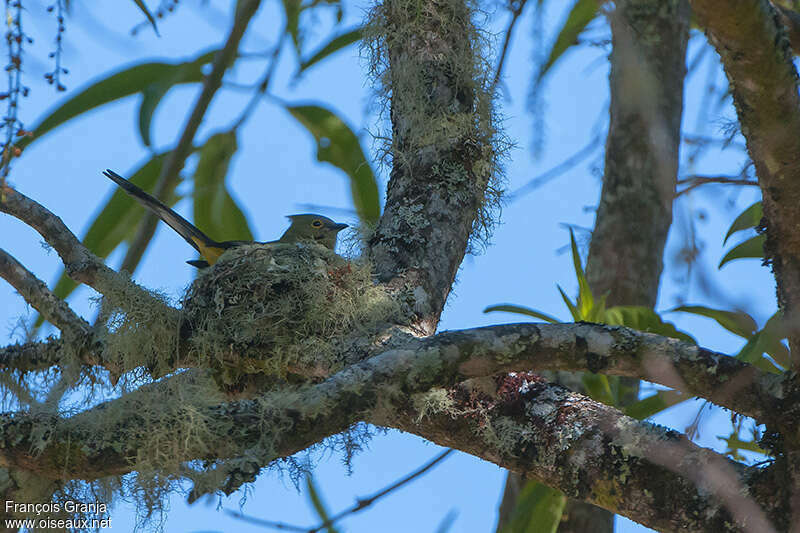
[0,247,89,338]
[690,0,800,362]
[0,185,171,312]
[381,376,777,532]
[0,323,777,478]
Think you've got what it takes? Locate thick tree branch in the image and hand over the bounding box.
[119,0,263,274]
[366,0,499,333]
[691,0,800,362]
[0,248,89,338]
[0,324,776,478]
[382,376,777,532]
[0,348,775,531]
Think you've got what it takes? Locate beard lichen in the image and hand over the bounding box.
[363,0,509,250]
[95,270,182,384]
[182,243,404,392]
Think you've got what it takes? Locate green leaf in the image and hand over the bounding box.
[736,311,789,372]
[499,481,566,533]
[483,304,561,323]
[557,285,581,321]
[282,0,303,56]
[603,306,695,342]
[299,26,363,74]
[34,153,177,331]
[22,49,218,151]
[192,131,253,243]
[305,475,339,533]
[670,305,757,339]
[721,432,767,460]
[581,373,615,405]
[538,0,601,81]
[719,234,765,268]
[624,390,687,420]
[131,0,159,34]
[138,82,171,148]
[724,201,762,245]
[286,104,380,224]
[737,333,784,374]
[568,229,594,318]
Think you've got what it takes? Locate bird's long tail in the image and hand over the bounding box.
[102,169,219,259]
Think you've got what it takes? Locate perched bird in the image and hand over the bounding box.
[102,169,348,268]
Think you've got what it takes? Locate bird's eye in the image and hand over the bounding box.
[311,220,323,228]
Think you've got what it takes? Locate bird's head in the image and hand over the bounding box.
[280,214,349,250]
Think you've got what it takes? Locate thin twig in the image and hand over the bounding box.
[310,448,453,532]
[232,29,286,131]
[119,0,264,274]
[0,248,90,338]
[492,0,529,93]
[676,175,759,197]
[226,449,453,532]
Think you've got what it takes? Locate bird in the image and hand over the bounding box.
[102,169,348,269]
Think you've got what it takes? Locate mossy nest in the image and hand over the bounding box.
[182,243,402,390]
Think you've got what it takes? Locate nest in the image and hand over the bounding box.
[182,243,401,391]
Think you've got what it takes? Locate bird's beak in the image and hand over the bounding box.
[333,223,349,231]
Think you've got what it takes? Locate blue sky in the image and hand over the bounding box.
[0,1,775,531]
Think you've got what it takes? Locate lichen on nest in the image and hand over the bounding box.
[182,243,403,390]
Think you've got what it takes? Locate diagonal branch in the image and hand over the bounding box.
[0,247,90,338]
[0,186,171,314]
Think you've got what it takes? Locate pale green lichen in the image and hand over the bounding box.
[363,0,509,250]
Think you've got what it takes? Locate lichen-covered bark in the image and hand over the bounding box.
[691,0,800,361]
[0,322,781,519]
[690,0,800,524]
[380,374,778,532]
[366,0,499,333]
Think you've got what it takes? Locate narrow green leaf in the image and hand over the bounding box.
[538,0,601,81]
[604,306,695,342]
[299,26,363,74]
[34,153,177,331]
[719,234,765,268]
[305,475,339,533]
[670,305,757,339]
[557,285,580,321]
[286,104,380,224]
[624,390,687,420]
[192,131,253,242]
[22,49,218,151]
[131,0,159,34]
[138,82,171,148]
[568,229,594,318]
[723,201,762,245]
[760,311,790,368]
[483,304,561,323]
[734,312,789,372]
[500,481,566,533]
[282,0,303,56]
